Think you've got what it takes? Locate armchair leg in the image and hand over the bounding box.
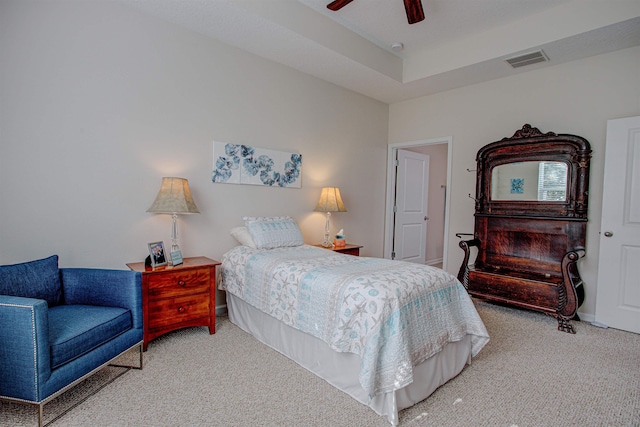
[109,342,144,370]
[3,340,144,426]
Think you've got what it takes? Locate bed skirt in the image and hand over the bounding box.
[227,293,472,425]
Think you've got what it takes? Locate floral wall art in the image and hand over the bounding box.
[510,178,524,194]
[212,141,302,188]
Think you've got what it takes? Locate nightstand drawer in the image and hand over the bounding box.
[337,247,360,256]
[147,269,210,299]
[313,243,362,256]
[147,293,209,329]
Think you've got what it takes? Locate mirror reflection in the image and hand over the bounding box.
[491,161,568,201]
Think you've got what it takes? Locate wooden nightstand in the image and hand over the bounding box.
[126,256,221,351]
[314,243,362,256]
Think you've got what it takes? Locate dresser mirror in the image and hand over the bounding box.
[459,124,591,333]
[474,124,590,219]
[491,161,568,201]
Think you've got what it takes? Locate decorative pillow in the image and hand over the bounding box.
[230,226,257,248]
[0,255,62,306]
[243,216,304,249]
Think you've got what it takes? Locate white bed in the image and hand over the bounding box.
[220,218,489,425]
[227,293,474,425]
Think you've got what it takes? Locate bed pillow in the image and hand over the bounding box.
[243,216,304,249]
[230,226,257,248]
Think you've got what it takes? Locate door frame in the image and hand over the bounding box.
[384,136,453,269]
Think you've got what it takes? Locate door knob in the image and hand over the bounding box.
[424,216,429,221]
[604,231,613,237]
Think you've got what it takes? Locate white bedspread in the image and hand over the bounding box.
[220,245,489,397]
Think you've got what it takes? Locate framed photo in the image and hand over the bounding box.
[148,241,168,268]
[170,249,183,266]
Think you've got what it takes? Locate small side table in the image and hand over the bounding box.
[126,256,221,351]
[314,243,362,256]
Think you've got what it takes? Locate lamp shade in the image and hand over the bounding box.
[147,177,200,214]
[314,187,347,213]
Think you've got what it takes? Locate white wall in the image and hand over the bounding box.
[3,1,639,321]
[389,45,640,319]
[0,1,389,307]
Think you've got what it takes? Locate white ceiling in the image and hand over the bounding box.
[120,0,640,104]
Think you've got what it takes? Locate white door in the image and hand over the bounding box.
[393,149,429,263]
[595,116,640,334]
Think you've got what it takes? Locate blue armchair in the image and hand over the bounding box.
[0,255,143,426]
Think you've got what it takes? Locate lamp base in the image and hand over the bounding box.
[169,213,182,266]
[320,239,334,248]
[321,212,334,248]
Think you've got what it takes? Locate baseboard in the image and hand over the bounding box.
[426,258,443,267]
[577,311,594,323]
[215,304,228,317]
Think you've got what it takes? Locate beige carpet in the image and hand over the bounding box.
[2,300,639,426]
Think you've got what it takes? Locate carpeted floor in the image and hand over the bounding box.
[2,299,639,426]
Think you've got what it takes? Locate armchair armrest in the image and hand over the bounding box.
[558,249,586,321]
[456,235,480,288]
[458,237,480,248]
[0,295,51,401]
[60,269,142,329]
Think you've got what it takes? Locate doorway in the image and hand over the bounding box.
[384,136,452,269]
[394,149,429,263]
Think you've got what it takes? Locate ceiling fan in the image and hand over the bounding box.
[327,0,425,25]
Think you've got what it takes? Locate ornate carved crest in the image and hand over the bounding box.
[503,123,557,140]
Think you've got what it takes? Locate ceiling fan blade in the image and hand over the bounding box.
[403,0,425,24]
[327,0,355,11]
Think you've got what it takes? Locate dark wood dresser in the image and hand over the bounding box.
[127,256,220,350]
[458,124,591,333]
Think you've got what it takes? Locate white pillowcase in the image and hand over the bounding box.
[242,216,304,249]
[230,226,257,248]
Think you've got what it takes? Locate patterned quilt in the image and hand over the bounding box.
[220,245,489,396]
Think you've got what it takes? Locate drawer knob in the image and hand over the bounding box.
[178,306,185,313]
[178,280,186,287]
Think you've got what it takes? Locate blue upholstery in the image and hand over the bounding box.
[0,255,61,307]
[49,305,132,369]
[0,257,143,406]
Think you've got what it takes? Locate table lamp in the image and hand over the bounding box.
[314,187,347,247]
[147,177,200,264]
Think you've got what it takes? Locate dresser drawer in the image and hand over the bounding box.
[147,293,210,329]
[337,247,360,256]
[147,269,210,299]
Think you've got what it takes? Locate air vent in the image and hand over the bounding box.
[505,50,549,68]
